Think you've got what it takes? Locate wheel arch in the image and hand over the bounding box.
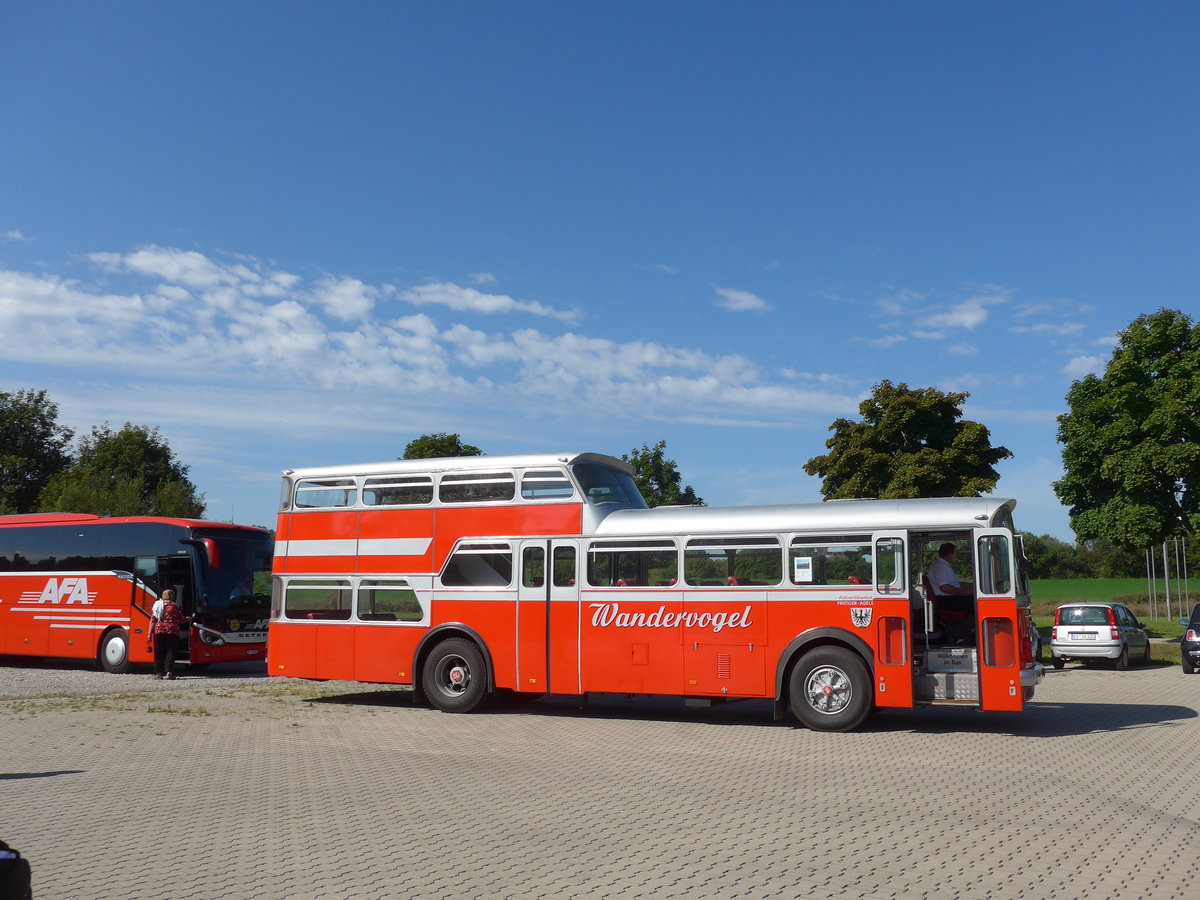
[772,627,875,720]
[412,623,495,705]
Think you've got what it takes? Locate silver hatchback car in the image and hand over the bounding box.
[1050,602,1151,671]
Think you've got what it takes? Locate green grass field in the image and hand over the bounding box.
[1028,578,1196,664]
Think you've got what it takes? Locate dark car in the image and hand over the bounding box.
[1180,604,1200,675]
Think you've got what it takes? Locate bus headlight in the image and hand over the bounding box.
[196,626,226,646]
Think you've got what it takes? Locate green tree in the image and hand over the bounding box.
[402,432,483,459]
[1054,309,1200,547]
[1020,533,1091,579]
[39,423,205,517]
[0,388,74,514]
[803,380,1012,499]
[623,441,703,508]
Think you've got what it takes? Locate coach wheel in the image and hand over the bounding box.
[99,628,133,674]
[1115,645,1129,671]
[422,638,488,713]
[788,646,871,732]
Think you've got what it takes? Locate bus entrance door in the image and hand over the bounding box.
[872,531,914,709]
[973,529,1024,712]
[517,539,581,696]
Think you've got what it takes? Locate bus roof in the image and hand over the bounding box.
[282,452,634,480]
[0,513,268,533]
[593,496,1018,537]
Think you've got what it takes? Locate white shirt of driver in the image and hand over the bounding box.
[927,556,960,597]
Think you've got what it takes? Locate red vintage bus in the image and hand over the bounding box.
[0,514,273,672]
[269,453,1043,731]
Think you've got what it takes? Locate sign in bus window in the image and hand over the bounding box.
[874,537,906,594]
[520,469,575,500]
[294,478,355,509]
[284,578,352,620]
[362,476,434,506]
[977,535,1011,595]
[357,579,422,622]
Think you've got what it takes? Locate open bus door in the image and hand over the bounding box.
[872,531,914,708]
[973,529,1024,712]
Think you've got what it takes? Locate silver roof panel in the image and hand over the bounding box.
[283,452,632,480]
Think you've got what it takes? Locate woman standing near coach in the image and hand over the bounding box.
[147,588,188,680]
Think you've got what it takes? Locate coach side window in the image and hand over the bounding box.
[587,540,677,587]
[789,536,872,586]
[439,472,516,504]
[357,579,423,622]
[520,469,575,500]
[294,478,356,509]
[283,578,352,620]
[441,542,513,587]
[685,537,782,586]
[363,475,434,506]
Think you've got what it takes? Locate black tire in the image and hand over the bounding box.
[98,628,133,674]
[1182,655,1195,675]
[1141,641,1152,666]
[1033,639,1043,664]
[1051,655,1064,670]
[421,637,488,713]
[788,646,872,732]
[1115,645,1129,671]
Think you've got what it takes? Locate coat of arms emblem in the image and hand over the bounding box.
[850,607,873,628]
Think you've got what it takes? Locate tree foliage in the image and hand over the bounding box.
[402,432,483,459]
[0,388,74,514]
[1054,309,1200,547]
[623,441,703,508]
[39,423,206,518]
[803,380,1012,499]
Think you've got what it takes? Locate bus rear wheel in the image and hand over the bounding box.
[788,646,871,732]
[98,628,133,674]
[421,638,488,713]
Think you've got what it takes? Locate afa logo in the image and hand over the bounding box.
[30,577,96,605]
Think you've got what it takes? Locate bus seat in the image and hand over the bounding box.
[923,575,969,625]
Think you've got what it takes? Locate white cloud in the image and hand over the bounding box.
[714,287,772,312]
[399,281,579,322]
[468,272,498,286]
[655,264,679,275]
[946,343,978,356]
[1064,355,1104,378]
[3,229,32,242]
[1010,321,1086,337]
[924,292,1007,331]
[309,276,379,321]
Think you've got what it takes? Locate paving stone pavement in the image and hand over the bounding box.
[0,659,1196,900]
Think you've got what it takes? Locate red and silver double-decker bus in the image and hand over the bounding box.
[269,453,1042,731]
[0,514,273,672]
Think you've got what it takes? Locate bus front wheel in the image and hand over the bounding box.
[788,646,872,732]
[98,629,134,675]
[421,638,488,713]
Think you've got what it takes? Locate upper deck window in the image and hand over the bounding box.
[439,472,516,504]
[573,463,647,509]
[363,475,434,507]
[294,478,355,509]
[520,469,575,501]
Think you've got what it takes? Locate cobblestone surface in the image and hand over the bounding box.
[0,658,1196,899]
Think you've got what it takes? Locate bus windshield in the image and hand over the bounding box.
[196,530,274,613]
[572,463,648,509]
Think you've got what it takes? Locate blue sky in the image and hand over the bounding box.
[2,1,1196,537]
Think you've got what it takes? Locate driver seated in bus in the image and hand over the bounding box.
[927,542,975,639]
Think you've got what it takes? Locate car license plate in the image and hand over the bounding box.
[1070,632,1096,640]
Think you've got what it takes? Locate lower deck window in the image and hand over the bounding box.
[357,579,422,621]
[284,578,352,620]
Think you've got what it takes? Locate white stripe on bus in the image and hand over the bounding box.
[277,538,432,557]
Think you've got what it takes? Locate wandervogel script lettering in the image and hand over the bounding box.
[589,602,753,633]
